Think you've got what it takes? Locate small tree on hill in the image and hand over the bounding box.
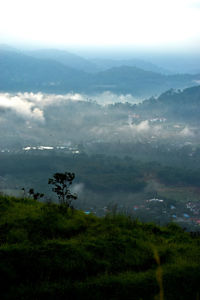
[48,172,77,208]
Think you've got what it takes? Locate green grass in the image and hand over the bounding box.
[0,195,200,299]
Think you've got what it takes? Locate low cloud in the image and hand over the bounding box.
[71,183,85,195]
[92,91,141,105]
[179,126,194,137]
[0,93,44,121]
[134,120,150,132]
[0,91,141,123]
[0,91,197,147]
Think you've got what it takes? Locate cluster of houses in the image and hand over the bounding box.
[22,145,80,154]
[185,202,200,225]
[83,199,200,229]
[131,198,200,227]
[149,118,167,123]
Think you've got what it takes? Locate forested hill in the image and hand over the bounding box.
[0,195,200,300]
[158,85,200,104]
[1,49,200,96]
[136,85,200,122]
[90,66,200,95]
[0,49,90,93]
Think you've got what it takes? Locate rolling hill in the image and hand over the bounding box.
[26,48,100,73]
[136,85,200,122]
[1,48,200,96]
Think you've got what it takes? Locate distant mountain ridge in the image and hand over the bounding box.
[25,48,171,74]
[0,49,90,93]
[91,58,171,74]
[26,49,100,73]
[0,46,200,97]
[90,66,199,96]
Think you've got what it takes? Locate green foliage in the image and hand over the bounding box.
[0,195,200,299]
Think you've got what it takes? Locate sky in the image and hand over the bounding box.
[0,0,200,51]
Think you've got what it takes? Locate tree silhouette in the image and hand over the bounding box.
[48,172,77,208]
[21,187,44,200]
[28,188,44,200]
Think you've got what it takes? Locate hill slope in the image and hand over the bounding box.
[136,85,200,122]
[90,66,200,96]
[92,57,171,74]
[0,49,90,92]
[27,48,100,73]
[0,195,200,300]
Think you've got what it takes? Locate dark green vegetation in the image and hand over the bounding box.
[1,48,200,96]
[1,150,200,193]
[0,195,200,300]
[0,153,147,194]
[1,145,200,229]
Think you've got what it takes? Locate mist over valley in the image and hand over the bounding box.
[1,73,200,229]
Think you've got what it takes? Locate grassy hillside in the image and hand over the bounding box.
[0,195,200,299]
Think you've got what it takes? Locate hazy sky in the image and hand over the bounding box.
[0,0,200,50]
